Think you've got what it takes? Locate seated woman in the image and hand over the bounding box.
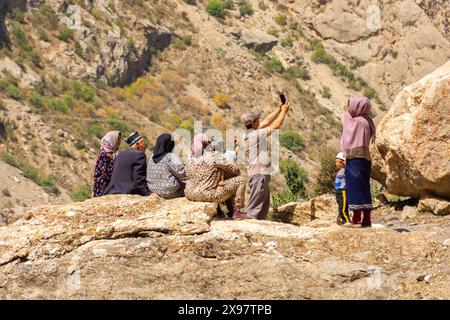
[93,131,121,197]
[147,133,186,199]
[185,134,247,220]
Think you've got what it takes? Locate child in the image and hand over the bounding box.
[335,152,350,225]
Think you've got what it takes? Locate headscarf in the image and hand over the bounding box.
[191,134,210,157]
[152,133,175,164]
[101,131,121,157]
[341,96,376,156]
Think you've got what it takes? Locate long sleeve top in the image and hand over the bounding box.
[147,153,186,199]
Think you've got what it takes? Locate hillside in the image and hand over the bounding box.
[0,0,449,220]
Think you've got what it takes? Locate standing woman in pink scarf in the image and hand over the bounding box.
[341,97,376,227]
[93,131,121,197]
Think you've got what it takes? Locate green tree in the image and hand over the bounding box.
[280,159,308,199]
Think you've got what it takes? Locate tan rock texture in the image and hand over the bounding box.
[371,61,450,199]
[273,194,338,225]
[0,195,448,299]
[418,196,450,216]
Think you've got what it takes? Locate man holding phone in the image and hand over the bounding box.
[241,98,290,220]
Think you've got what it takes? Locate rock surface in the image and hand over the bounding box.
[38,1,173,86]
[371,61,450,199]
[273,194,337,226]
[0,195,448,299]
[240,29,278,53]
[418,196,450,216]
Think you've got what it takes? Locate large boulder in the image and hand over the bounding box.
[371,61,450,199]
[240,29,278,53]
[0,195,449,299]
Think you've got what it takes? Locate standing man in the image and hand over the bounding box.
[104,132,151,196]
[242,101,290,219]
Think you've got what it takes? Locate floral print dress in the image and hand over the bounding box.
[93,150,115,197]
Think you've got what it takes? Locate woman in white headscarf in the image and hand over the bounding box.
[93,131,121,197]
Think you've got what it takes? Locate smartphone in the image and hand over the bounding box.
[279,93,286,104]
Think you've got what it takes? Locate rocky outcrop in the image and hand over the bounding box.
[300,0,450,106]
[0,57,42,88]
[371,61,450,199]
[37,1,173,86]
[240,29,278,53]
[1,195,448,299]
[273,194,337,226]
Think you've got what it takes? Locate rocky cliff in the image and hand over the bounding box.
[0,195,448,299]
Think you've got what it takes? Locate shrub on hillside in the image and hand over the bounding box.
[206,0,225,18]
[72,82,95,102]
[321,86,332,99]
[281,35,294,48]
[224,0,234,9]
[57,27,73,42]
[239,1,254,16]
[161,71,185,91]
[1,152,59,194]
[311,41,335,64]
[72,186,91,202]
[51,143,74,158]
[0,73,22,100]
[179,119,194,135]
[272,191,299,209]
[284,66,310,80]
[263,58,284,74]
[10,26,30,51]
[29,91,43,107]
[267,27,279,37]
[177,95,202,111]
[213,93,229,108]
[274,14,287,26]
[280,130,305,151]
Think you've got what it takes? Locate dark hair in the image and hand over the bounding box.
[245,123,253,129]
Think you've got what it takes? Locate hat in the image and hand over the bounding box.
[336,152,346,161]
[126,132,142,146]
[241,111,262,126]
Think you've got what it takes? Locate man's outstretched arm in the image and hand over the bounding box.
[259,105,282,128]
[266,102,290,134]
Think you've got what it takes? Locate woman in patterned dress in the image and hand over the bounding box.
[185,134,247,220]
[146,133,186,199]
[93,131,121,197]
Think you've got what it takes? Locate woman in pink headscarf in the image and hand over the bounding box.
[341,96,376,227]
[93,131,121,197]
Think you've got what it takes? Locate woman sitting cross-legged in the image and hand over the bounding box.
[185,134,247,220]
[147,133,186,199]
